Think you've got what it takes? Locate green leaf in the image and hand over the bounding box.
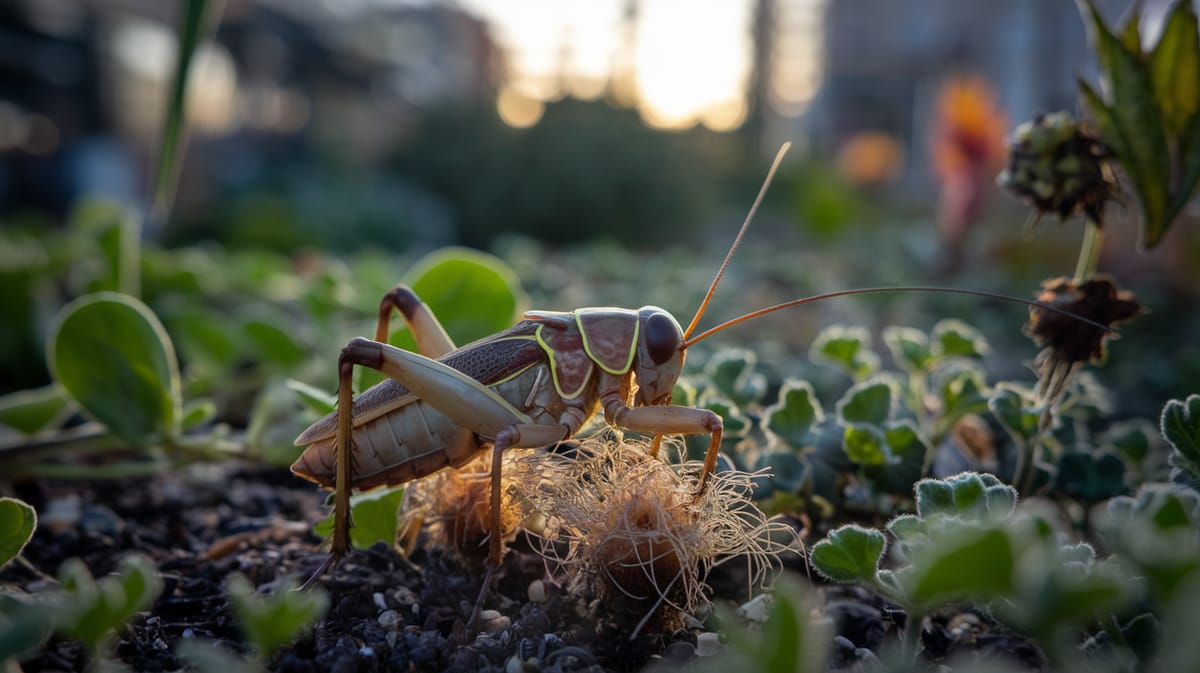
[57,555,163,648]
[153,0,226,220]
[244,320,307,368]
[836,377,895,427]
[1080,0,1172,246]
[1149,0,1200,136]
[810,525,885,584]
[1103,419,1155,466]
[180,399,217,430]
[937,365,989,430]
[989,386,1042,448]
[71,200,141,296]
[843,425,886,466]
[931,319,989,359]
[764,379,824,449]
[704,349,767,406]
[362,248,525,390]
[313,487,406,550]
[176,640,259,673]
[0,497,36,568]
[1120,1,1142,54]
[1055,451,1128,502]
[49,293,182,445]
[810,325,878,379]
[883,326,932,372]
[1162,394,1200,482]
[226,574,328,658]
[286,378,336,417]
[0,384,69,435]
[905,526,1015,608]
[863,422,930,495]
[0,594,56,660]
[700,396,751,437]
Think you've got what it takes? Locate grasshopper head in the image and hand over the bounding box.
[633,307,685,406]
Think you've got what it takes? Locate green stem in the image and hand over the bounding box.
[1073,218,1104,282]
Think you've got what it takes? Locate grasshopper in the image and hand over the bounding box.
[291,144,1108,596]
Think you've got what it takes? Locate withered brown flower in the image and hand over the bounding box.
[1025,276,1141,409]
[997,112,1118,224]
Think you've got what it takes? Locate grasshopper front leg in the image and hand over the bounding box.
[599,375,724,494]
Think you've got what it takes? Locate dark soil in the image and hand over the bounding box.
[0,464,1045,672]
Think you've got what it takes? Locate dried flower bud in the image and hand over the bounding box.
[1025,276,1141,408]
[998,112,1118,223]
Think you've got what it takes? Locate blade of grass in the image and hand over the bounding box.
[151,0,227,225]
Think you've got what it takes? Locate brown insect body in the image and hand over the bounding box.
[291,306,687,495]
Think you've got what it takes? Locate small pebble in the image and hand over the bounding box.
[527,579,546,603]
[377,610,400,630]
[478,609,511,633]
[373,592,388,611]
[505,654,527,673]
[737,594,773,623]
[663,641,697,663]
[358,646,375,658]
[695,632,721,657]
[182,629,195,639]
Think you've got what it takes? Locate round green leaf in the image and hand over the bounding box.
[764,379,824,449]
[0,497,36,568]
[836,378,896,427]
[49,292,181,445]
[394,247,525,351]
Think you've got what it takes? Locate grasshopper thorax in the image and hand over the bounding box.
[634,307,684,407]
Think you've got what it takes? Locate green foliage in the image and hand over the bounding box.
[1161,394,1200,489]
[704,349,768,407]
[225,574,328,660]
[810,525,887,584]
[763,380,823,448]
[56,556,163,649]
[1077,0,1200,247]
[694,578,831,673]
[914,472,1017,519]
[0,384,69,435]
[313,487,406,550]
[49,293,182,446]
[809,326,878,380]
[0,497,36,568]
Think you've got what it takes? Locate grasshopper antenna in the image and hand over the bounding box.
[682,142,791,341]
[681,286,1116,349]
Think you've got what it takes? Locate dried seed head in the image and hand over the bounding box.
[398,452,525,569]
[997,111,1118,224]
[513,436,797,635]
[1025,275,1141,410]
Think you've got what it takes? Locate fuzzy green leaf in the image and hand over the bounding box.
[883,326,932,372]
[1055,451,1128,502]
[810,525,885,584]
[843,425,886,466]
[1162,394,1200,480]
[49,293,182,445]
[704,349,767,406]
[937,366,989,429]
[764,379,824,449]
[836,378,895,427]
[989,387,1042,448]
[180,399,217,430]
[906,527,1015,607]
[313,487,406,550]
[0,497,36,568]
[0,384,69,435]
[226,574,328,658]
[1149,0,1200,136]
[244,320,307,368]
[931,319,989,360]
[810,326,878,379]
[863,422,930,495]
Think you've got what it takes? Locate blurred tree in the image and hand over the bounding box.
[390,98,714,249]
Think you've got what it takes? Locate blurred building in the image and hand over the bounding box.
[0,0,501,217]
[774,0,1131,189]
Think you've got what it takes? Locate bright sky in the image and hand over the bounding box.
[459,0,757,130]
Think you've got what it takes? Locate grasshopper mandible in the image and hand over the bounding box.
[291,143,1109,592]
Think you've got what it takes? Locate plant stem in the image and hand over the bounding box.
[1073,218,1104,282]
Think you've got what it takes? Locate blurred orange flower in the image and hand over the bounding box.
[929,76,1008,273]
[931,76,1009,183]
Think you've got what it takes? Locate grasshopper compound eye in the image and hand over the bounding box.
[643,310,683,365]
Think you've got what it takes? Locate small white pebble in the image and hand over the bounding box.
[736,594,773,623]
[479,609,511,633]
[358,646,375,658]
[505,654,526,673]
[373,592,388,611]
[527,579,546,603]
[695,632,722,657]
[377,610,400,630]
